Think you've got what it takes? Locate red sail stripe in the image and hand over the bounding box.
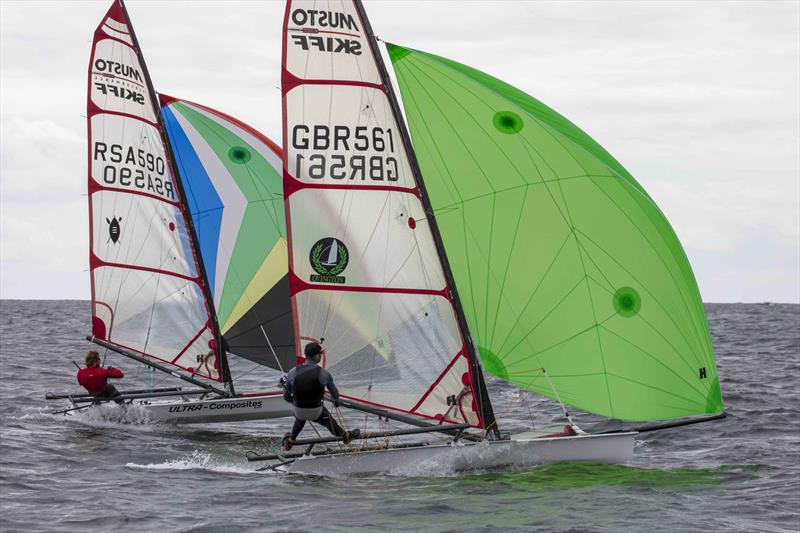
[410,349,466,413]
[283,173,419,198]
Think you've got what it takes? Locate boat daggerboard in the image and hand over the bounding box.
[161,96,295,372]
[281,0,493,428]
[87,0,223,381]
[384,44,724,421]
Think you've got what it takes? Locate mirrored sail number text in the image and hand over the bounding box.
[93,141,175,201]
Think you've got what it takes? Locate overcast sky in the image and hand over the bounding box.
[1,1,798,302]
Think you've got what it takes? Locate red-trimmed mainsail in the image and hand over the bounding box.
[87,0,222,381]
[281,0,491,427]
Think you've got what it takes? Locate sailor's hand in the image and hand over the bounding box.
[333,397,341,408]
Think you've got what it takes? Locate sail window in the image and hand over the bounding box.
[492,111,524,134]
[613,286,642,318]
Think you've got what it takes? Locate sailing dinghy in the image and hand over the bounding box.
[245,0,724,474]
[46,0,292,424]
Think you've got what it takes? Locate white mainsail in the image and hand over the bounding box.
[281,0,491,426]
[87,0,221,381]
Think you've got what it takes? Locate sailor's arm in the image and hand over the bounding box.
[285,367,297,394]
[104,367,124,379]
[320,369,340,401]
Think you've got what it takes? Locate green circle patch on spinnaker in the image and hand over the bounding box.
[492,111,524,134]
[613,286,642,317]
[478,346,508,380]
[228,146,251,164]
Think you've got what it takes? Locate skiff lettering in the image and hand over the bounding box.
[94,82,145,105]
[93,59,143,83]
[290,9,359,31]
[291,35,361,56]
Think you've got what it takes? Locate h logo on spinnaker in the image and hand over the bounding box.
[309,237,349,284]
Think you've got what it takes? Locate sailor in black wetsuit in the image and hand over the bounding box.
[282,342,359,451]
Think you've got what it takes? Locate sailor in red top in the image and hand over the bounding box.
[77,350,124,401]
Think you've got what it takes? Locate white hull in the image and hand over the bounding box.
[281,431,636,476]
[127,392,292,424]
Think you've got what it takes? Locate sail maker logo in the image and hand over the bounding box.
[93,59,143,83]
[92,57,146,105]
[290,9,359,31]
[309,238,349,284]
[289,9,362,56]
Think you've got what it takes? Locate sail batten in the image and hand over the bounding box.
[386,43,723,421]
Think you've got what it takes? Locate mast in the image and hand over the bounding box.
[117,0,234,393]
[353,0,500,438]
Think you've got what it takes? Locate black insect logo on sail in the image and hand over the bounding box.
[106,216,122,244]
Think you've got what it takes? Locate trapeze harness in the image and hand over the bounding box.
[285,363,347,441]
[290,364,328,415]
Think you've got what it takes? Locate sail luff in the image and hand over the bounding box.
[280,0,302,371]
[115,0,232,388]
[353,0,499,436]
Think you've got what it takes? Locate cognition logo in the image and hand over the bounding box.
[106,216,122,244]
[309,238,349,284]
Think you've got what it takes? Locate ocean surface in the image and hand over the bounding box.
[0,300,798,532]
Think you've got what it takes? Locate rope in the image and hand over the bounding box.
[259,324,285,373]
[524,391,536,431]
[230,361,263,383]
[333,404,353,450]
[541,368,583,432]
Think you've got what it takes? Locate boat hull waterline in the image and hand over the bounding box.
[278,431,637,476]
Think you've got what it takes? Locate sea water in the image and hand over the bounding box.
[0,301,798,532]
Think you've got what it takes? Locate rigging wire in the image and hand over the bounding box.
[541,367,582,432]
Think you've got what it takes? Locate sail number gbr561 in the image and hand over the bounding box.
[292,125,400,182]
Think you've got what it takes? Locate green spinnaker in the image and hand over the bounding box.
[387,43,723,421]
